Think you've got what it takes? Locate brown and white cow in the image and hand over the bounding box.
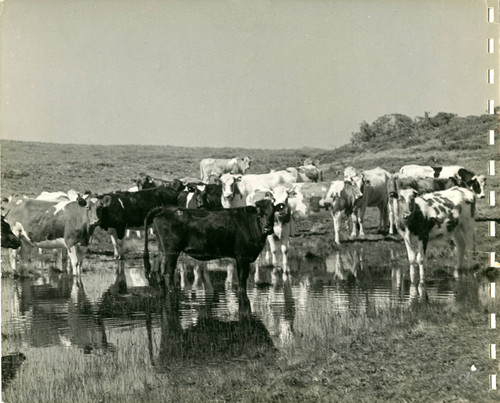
[4,197,98,275]
[343,166,394,237]
[220,171,297,208]
[396,186,476,283]
[200,157,252,184]
[399,164,486,198]
[321,180,363,244]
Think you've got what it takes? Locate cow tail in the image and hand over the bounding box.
[143,207,162,275]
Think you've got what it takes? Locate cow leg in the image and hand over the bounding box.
[331,211,343,244]
[388,199,396,235]
[109,230,124,260]
[357,206,366,237]
[68,245,86,277]
[193,264,203,289]
[254,260,261,284]
[351,212,358,238]
[178,260,188,289]
[163,252,179,290]
[236,258,250,294]
[225,261,235,285]
[7,249,17,273]
[59,249,69,273]
[416,241,425,284]
[202,264,213,292]
[136,231,142,239]
[267,235,279,266]
[452,230,466,270]
[281,241,289,269]
[402,234,418,283]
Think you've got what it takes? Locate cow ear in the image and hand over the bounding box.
[236,175,242,182]
[77,196,87,207]
[102,195,113,207]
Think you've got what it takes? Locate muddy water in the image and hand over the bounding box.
[1,243,491,366]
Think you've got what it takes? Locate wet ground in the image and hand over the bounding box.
[2,234,498,402]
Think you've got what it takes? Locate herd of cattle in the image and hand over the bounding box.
[1,156,486,292]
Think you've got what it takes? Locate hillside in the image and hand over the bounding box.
[1,112,498,197]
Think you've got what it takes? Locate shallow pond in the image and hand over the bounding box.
[2,241,491,368]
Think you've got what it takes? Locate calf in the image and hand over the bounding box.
[396,187,476,283]
[143,199,276,293]
[4,197,98,275]
[96,186,181,259]
[399,164,485,198]
[1,216,21,249]
[321,180,363,244]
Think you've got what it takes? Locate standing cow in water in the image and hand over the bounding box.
[343,166,394,237]
[396,187,476,283]
[143,196,276,293]
[200,157,252,184]
[4,197,98,275]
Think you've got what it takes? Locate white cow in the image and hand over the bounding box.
[396,187,476,283]
[343,167,394,237]
[200,157,252,183]
[219,171,297,208]
[35,189,79,202]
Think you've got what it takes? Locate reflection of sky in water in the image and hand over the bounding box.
[1,245,491,357]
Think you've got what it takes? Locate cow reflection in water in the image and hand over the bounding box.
[17,273,112,353]
[251,273,296,348]
[149,292,275,364]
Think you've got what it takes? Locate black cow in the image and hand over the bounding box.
[96,186,182,259]
[143,199,276,292]
[1,216,21,249]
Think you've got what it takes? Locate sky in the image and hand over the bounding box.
[1,0,498,149]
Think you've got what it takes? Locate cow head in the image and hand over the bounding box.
[1,216,21,249]
[252,199,276,236]
[78,195,100,227]
[239,156,252,173]
[470,175,486,198]
[201,184,223,209]
[220,174,242,206]
[274,185,308,219]
[183,183,205,209]
[397,188,418,223]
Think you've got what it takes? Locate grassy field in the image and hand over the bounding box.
[1,112,500,402]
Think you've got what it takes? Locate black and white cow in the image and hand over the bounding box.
[399,165,486,198]
[95,186,182,259]
[396,186,476,283]
[321,180,363,244]
[143,198,276,293]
